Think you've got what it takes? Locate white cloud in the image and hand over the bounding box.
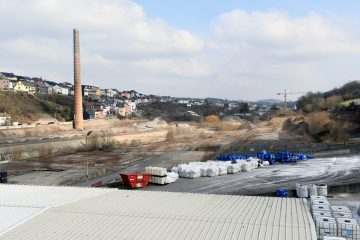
[0,1,359,100]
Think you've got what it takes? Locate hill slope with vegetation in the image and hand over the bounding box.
[297,81,360,112]
[0,92,74,123]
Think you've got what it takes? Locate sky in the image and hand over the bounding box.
[1,0,360,101]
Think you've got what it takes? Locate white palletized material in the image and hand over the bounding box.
[145,166,167,176]
[150,176,166,185]
[312,205,331,215]
[333,212,353,219]
[263,161,270,166]
[317,184,328,197]
[331,206,353,219]
[174,160,258,179]
[311,196,327,204]
[323,237,346,240]
[308,184,318,197]
[312,199,330,206]
[200,167,207,177]
[336,218,360,240]
[227,164,239,174]
[296,184,309,198]
[331,206,352,214]
[313,211,332,219]
[218,165,228,175]
[242,162,252,172]
[170,167,178,174]
[165,172,179,184]
[315,217,337,239]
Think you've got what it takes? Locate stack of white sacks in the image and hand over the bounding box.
[310,196,359,240]
[171,158,266,179]
[296,183,328,198]
[144,167,179,185]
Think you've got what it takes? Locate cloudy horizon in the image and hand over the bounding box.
[1,0,360,101]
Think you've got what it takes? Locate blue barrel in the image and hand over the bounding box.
[276,188,288,198]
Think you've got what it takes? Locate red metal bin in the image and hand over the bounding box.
[120,173,151,189]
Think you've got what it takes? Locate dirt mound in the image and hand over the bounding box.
[35,117,59,125]
[134,117,168,130]
[257,117,288,129]
[282,117,309,135]
[221,116,249,125]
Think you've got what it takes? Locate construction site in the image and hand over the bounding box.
[1,29,359,240]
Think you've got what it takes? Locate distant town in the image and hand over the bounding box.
[0,71,292,124]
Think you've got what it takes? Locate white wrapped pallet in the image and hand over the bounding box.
[150,176,166,185]
[336,218,360,240]
[227,165,238,174]
[165,172,179,184]
[331,206,353,219]
[308,184,318,197]
[312,205,331,215]
[312,199,330,206]
[313,211,333,219]
[242,162,252,172]
[207,166,219,177]
[171,167,179,174]
[323,237,346,240]
[200,167,207,177]
[317,184,328,197]
[145,166,167,176]
[218,165,227,175]
[188,169,201,179]
[311,195,327,204]
[315,217,337,239]
[296,184,309,198]
[331,206,352,214]
[333,212,353,219]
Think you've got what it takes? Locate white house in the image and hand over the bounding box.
[52,85,69,95]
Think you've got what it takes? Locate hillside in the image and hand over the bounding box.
[297,80,360,112]
[323,80,360,100]
[0,91,74,123]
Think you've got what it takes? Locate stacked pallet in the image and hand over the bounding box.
[310,196,359,240]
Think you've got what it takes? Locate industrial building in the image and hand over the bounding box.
[0,184,316,240]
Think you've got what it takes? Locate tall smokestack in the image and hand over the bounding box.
[73,28,83,130]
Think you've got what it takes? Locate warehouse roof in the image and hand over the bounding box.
[0,184,114,235]
[0,185,316,240]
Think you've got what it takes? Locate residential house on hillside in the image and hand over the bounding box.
[121,91,131,99]
[115,102,132,117]
[35,82,53,94]
[105,89,117,98]
[177,99,190,104]
[16,75,32,82]
[0,79,10,91]
[0,72,17,81]
[82,85,100,98]
[83,101,106,119]
[14,81,37,94]
[52,84,69,95]
[61,82,74,89]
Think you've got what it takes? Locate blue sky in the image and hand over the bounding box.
[1,0,360,100]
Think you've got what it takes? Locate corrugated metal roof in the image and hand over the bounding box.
[0,185,115,236]
[0,205,42,236]
[0,184,114,207]
[0,186,317,240]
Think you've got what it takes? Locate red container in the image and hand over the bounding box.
[120,173,151,189]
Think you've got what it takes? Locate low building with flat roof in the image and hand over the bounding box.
[0,184,316,240]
